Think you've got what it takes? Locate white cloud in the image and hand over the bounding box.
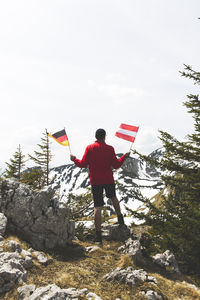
[0,0,199,168]
[136,126,162,155]
[88,79,145,103]
[98,84,145,99]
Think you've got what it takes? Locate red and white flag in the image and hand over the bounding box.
[115,123,139,143]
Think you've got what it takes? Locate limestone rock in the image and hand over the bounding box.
[0,179,75,250]
[0,252,27,293]
[17,284,102,299]
[118,238,143,264]
[21,250,33,269]
[101,223,130,242]
[152,250,180,273]
[85,246,100,253]
[103,266,157,287]
[0,212,7,236]
[18,284,36,299]
[29,249,52,266]
[140,290,163,300]
[86,292,102,300]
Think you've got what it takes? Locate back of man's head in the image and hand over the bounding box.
[95,128,106,140]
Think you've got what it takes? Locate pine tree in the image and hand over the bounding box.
[130,65,200,272]
[4,144,26,180]
[21,167,45,190]
[29,129,52,186]
[0,168,3,184]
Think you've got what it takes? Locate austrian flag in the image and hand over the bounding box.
[115,124,139,143]
[48,129,69,146]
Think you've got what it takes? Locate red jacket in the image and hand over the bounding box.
[74,140,126,185]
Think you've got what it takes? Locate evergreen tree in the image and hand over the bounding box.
[4,144,26,180]
[29,129,52,186]
[130,65,200,272]
[21,167,45,190]
[0,168,2,184]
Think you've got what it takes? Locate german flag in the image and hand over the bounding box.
[48,129,69,146]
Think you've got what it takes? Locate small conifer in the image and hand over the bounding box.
[29,129,52,186]
[4,144,26,180]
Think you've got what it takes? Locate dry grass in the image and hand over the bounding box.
[117,254,135,269]
[152,273,200,300]
[24,240,142,300]
[0,237,200,300]
[3,235,30,251]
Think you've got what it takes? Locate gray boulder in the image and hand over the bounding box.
[18,284,36,299]
[3,239,33,269]
[140,290,163,300]
[118,238,143,264]
[0,179,75,250]
[152,250,180,273]
[0,252,27,293]
[101,223,130,242]
[17,284,102,300]
[21,250,33,269]
[85,246,100,253]
[103,266,157,287]
[86,292,102,300]
[0,212,7,236]
[28,249,52,266]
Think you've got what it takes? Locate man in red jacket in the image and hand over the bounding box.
[70,128,130,244]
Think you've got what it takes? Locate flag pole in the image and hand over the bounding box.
[68,144,72,155]
[129,141,134,152]
[129,125,140,153]
[64,127,72,155]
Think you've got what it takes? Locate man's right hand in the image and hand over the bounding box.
[70,155,76,161]
[124,152,130,159]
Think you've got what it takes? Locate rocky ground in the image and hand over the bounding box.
[0,179,200,299]
[1,221,200,299]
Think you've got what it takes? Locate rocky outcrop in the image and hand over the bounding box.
[0,252,27,294]
[0,237,57,294]
[0,212,7,238]
[152,250,180,273]
[0,179,75,250]
[118,238,143,264]
[101,223,131,242]
[17,284,102,300]
[103,266,157,287]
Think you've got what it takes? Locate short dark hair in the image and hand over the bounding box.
[95,128,106,140]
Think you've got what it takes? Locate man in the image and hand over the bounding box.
[70,128,130,244]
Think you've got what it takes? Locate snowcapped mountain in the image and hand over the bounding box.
[49,148,164,213]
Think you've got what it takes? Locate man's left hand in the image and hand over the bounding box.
[70,155,76,161]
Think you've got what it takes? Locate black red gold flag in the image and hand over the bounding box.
[48,129,69,146]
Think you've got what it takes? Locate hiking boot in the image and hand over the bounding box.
[113,214,125,226]
[118,214,125,225]
[94,230,102,245]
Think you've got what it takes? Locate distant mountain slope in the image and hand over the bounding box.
[49,148,164,213]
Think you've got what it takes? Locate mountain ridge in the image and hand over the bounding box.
[49,148,164,213]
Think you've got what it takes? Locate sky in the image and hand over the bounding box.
[0,0,199,169]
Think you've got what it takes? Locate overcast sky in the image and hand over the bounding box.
[0,0,199,169]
